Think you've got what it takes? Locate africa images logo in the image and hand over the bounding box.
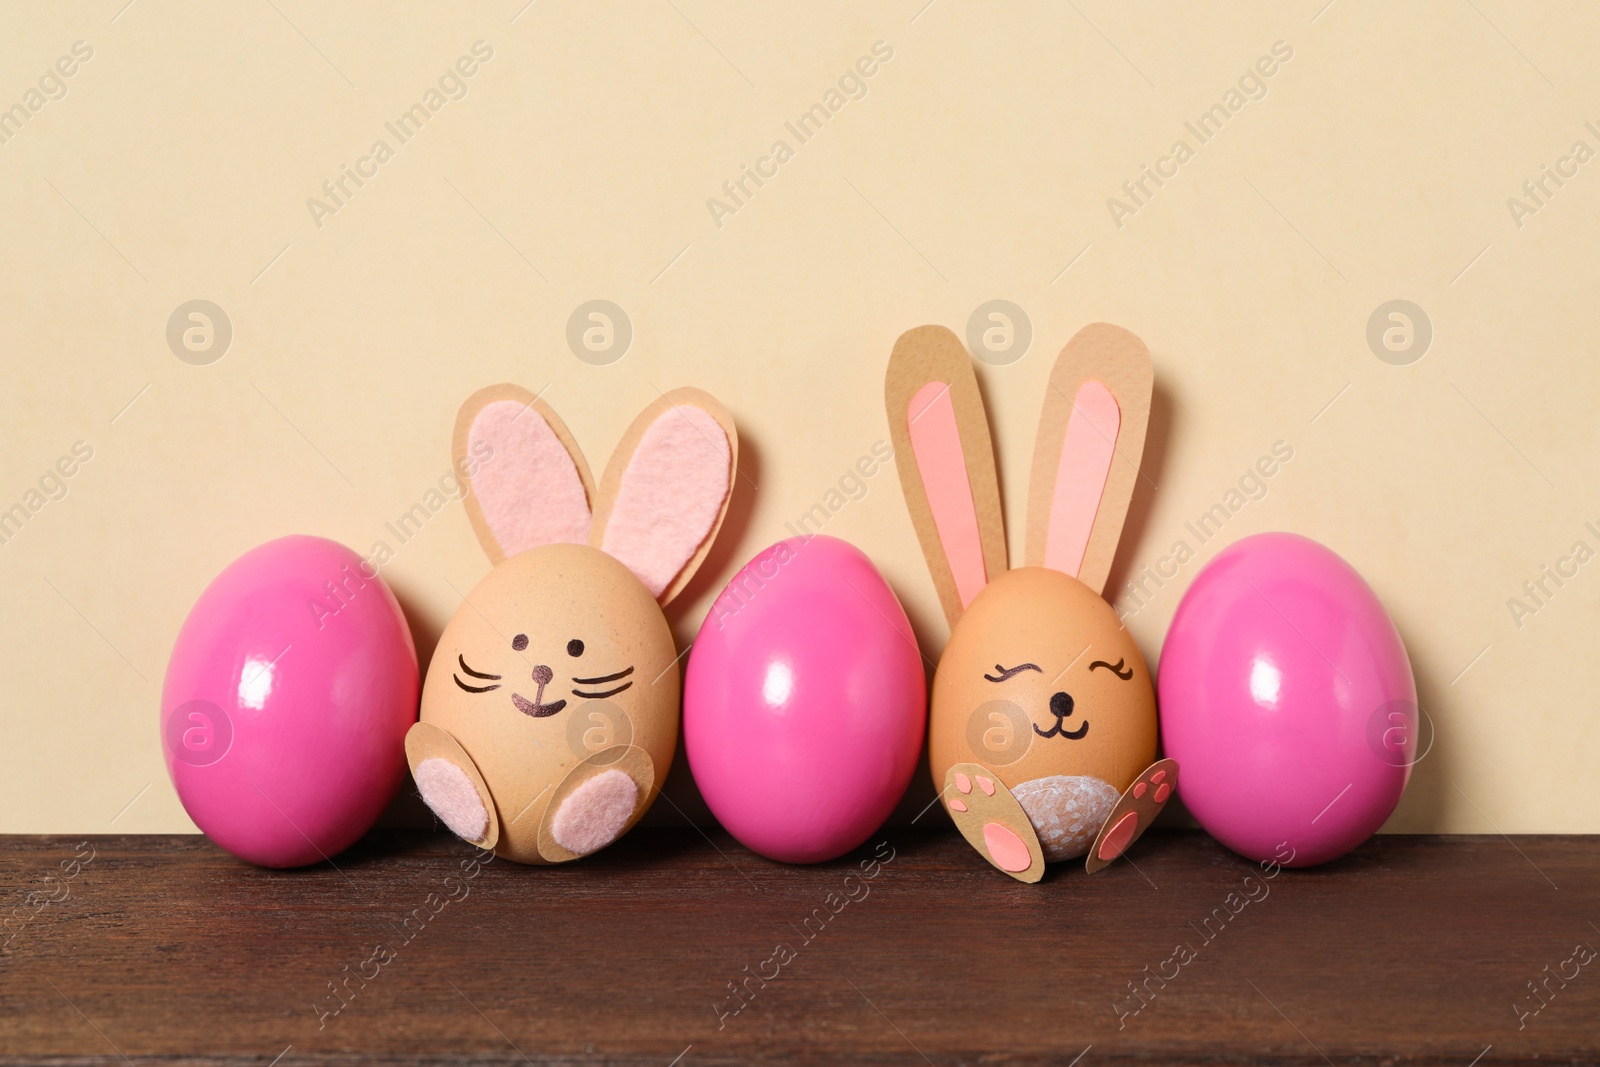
[164,699,233,768]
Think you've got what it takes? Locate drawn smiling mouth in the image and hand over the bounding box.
[511,692,567,718]
[510,663,569,718]
[1034,719,1089,740]
[1034,690,1088,740]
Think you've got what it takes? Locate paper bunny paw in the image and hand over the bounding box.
[945,763,1045,884]
[1085,758,1178,874]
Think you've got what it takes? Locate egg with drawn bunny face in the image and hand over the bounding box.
[930,567,1156,860]
[418,544,679,863]
[407,382,737,865]
[887,321,1175,882]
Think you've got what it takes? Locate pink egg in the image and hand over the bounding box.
[161,535,419,867]
[1159,532,1417,867]
[685,536,926,863]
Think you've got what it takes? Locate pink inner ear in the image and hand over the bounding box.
[1045,380,1120,579]
[600,405,730,599]
[469,400,591,557]
[907,382,988,609]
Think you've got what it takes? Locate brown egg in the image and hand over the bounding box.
[416,544,679,864]
[406,383,737,864]
[886,322,1171,877]
[930,567,1155,811]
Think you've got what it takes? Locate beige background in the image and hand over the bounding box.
[2,1,1595,835]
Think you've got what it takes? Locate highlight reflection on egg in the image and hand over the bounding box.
[1249,657,1282,707]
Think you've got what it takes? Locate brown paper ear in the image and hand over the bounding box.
[454,384,596,567]
[1024,323,1153,596]
[885,325,1007,630]
[589,387,738,607]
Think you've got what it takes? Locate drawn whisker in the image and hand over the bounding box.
[454,675,501,694]
[458,655,501,680]
[573,681,633,700]
[572,665,635,685]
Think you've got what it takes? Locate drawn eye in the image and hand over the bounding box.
[567,639,584,657]
[984,663,1042,683]
[512,634,528,651]
[1089,658,1133,680]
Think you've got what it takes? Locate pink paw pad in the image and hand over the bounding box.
[550,769,638,856]
[949,798,968,813]
[954,773,972,794]
[1085,758,1179,875]
[976,776,995,796]
[415,758,489,843]
[1097,811,1140,862]
[982,822,1032,873]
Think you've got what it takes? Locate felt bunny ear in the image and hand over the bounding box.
[454,384,596,566]
[590,388,738,607]
[885,325,1008,630]
[1024,323,1153,596]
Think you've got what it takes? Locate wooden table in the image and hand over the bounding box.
[0,829,1595,1065]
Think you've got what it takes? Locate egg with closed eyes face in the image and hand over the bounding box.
[887,322,1176,881]
[418,544,679,864]
[931,567,1157,859]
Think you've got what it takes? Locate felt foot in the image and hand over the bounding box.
[536,745,657,864]
[1085,758,1178,874]
[944,762,1045,884]
[549,769,638,856]
[415,758,489,842]
[405,721,500,850]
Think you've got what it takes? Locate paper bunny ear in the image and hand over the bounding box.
[885,325,1008,630]
[454,384,596,566]
[590,388,738,607]
[1024,323,1153,595]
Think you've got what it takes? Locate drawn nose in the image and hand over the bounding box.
[1049,691,1075,718]
[531,664,553,686]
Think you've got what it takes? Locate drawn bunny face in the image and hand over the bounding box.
[934,566,1153,793]
[887,323,1170,878]
[407,384,737,865]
